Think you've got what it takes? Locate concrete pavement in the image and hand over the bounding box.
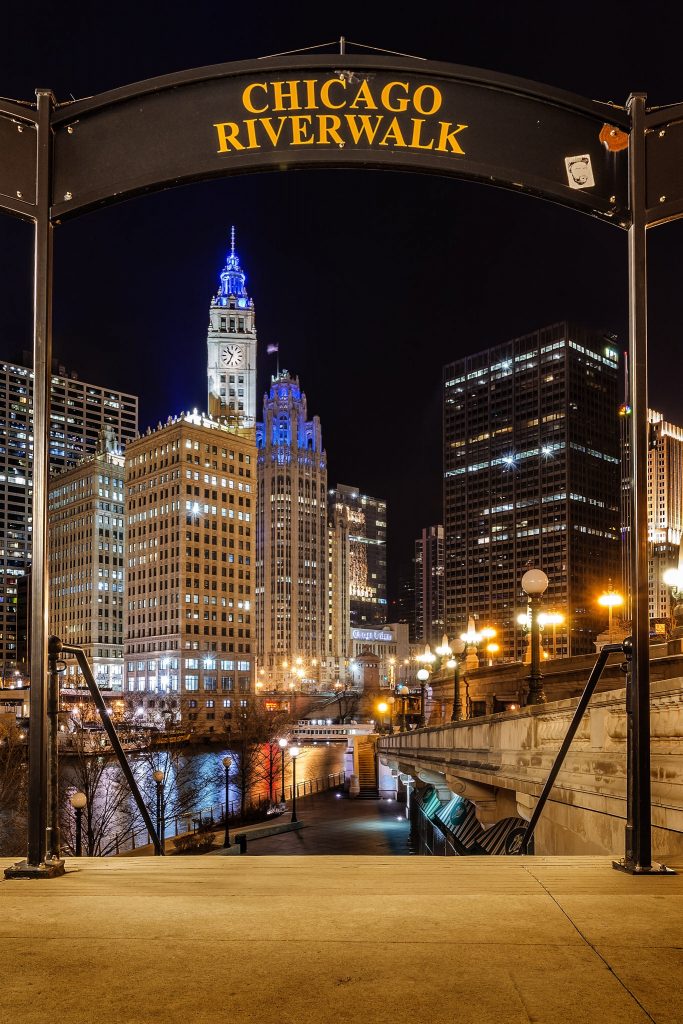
[1,853,682,1023]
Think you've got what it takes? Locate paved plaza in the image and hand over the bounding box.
[2,845,683,1024]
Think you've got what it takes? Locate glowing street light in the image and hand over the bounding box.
[598,584,624,642]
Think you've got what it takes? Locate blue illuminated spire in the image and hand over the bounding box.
[216,226,249,308]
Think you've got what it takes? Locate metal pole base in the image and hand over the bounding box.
[4,857,66,879]
[612,858,676,875]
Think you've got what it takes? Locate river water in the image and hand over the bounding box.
[58,741,346,852]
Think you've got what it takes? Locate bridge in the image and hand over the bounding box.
[378,672,683,860]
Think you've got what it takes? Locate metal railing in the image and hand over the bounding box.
[108,770,346,855]
[517,641,629,855]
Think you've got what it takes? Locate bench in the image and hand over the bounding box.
[233,819,304,853]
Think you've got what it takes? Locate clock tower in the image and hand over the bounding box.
[207,228,257,423]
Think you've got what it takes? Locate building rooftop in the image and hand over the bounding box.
[2,854,681,1023]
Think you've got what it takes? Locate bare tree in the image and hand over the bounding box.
[60,715,139,856]
[0,719,27,855]
[218,702,292,820]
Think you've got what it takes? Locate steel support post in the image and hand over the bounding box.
[614,94,673,874]
[5,91,64,879]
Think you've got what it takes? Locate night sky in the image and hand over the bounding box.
[1,2,682,601]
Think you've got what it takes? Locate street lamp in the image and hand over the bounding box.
[70,791,86,857]
[416,668,430,726]
[598,583,624,642]
[521,568,549,705]
[222,755,232,848]
[152,769,165,855]
[538,611,565,658]
[278,737,288,802]
[289,745,300,823]
[396,684,409,730]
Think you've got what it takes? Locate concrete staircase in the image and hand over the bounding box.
[356,739,378,798]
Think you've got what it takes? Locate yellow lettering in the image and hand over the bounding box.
[290,115,314,145]
[436,121,468,154]
[320,78,346,110]
[244,119,260,149]
[259,116,289,146]
[381,81,410,113]
[345,114,383,145]
[242,83,268,114]
[349,80,378,110]
[413,84,442,116]
[379,117,407,147]
[317,114,344,145]
[409,118,435,150]
[303,79,318,110]
[214,122,245,152]
[271,80,301,111]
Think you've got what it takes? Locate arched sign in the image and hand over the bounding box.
[0,52,678,876]
[1,56,633,222]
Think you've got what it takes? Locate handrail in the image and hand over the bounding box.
[53,636,164,855]
[518,641,629,854]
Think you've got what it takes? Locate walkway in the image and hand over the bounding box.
[1,854,681,1023]
[217,790,412,856]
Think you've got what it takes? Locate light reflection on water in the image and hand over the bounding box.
[60,741,346,844]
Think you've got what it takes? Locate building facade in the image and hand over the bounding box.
[329,484,387,628]
[48,429,125,691]
[206,229,258,424]
[256,372,329,689]
[348,623,411,688]
[328,502,351,682]
[414,525,445,645]
[443,323,621,659]
[0,357,137,679]
[647,410,683,619]
[125,413,255,735]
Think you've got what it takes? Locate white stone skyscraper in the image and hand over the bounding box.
[256,372,329,689]
[206,228,257,425]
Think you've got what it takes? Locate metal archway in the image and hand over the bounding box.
[2,51,682,874]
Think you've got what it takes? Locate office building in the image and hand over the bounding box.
[328,501,351,682]
[443,322,621,658]
[0,356,137,679]
[125,412,256,735]
[48,428,125,690]
[414,525,445,645]
[329,484,387,628]
[647,410,683,619]
[206,228,258,424]
[256,372,328,688]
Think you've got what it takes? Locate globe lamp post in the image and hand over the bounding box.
[152,769,165,855]
[278,737,288,802]
[70,791,87,857]
[222,755,232,848]
[521,568,549,705]
[289,745,300,823]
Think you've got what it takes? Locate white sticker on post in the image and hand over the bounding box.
[565,154,595,189]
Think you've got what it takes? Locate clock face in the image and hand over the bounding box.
[220,344,245,368]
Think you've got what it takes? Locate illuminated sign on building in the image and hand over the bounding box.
[351,628,394,644]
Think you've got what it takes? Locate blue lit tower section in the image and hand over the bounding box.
[256,372,329,689]
[207,227,257,424]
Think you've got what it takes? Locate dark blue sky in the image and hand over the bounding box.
[1,1,682,598]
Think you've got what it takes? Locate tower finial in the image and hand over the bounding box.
[231,225,235,257]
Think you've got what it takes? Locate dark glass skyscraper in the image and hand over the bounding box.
[414,525,445,645]
[443,322,621,658]
[329,484,387,628]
